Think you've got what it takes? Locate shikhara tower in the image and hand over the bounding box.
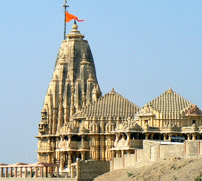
[37,23,101,163]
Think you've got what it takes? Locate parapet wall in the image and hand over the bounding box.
[77,160,110,181]
[111,140,202,171]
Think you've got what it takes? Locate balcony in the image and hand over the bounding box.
[58,141,90,150]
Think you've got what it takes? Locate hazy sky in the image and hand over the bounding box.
[0,0,201,163]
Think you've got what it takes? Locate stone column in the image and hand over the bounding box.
[52,108,58,135]
[187,134,191,140]
[30,167,33,178]
[67,135,72,148]
[145,133,149,140]
[41,167,43,178]
[81,135,84,149]
[151,134,154,140]
[60,152,64,171]
[192,134,196,140]
[24,167,27,178]
[50,167,53,178]
[44,167,48,178]
[121,150,125,168]
[100,135,105,161]
[35,167,38,178]
[48,154,51,164]
[10,167,13,178]
[95,135,100,161]
[81,152,85,160]
[56,166,59,178]
[5,168,8,178]
[0,168,3,177]
[68,152,72,173]
[71,165,76,178]
[168,134,173,141]
[111,150,114,171]
[14,168,17,178]
[126,133,131,145]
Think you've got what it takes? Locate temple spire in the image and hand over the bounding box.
[62,0,69,40]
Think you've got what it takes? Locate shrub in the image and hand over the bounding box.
[127,171,134,177]
[194,176,202,181]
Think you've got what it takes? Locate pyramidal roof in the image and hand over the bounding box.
[73,88,140,120]
[145,88,201,119]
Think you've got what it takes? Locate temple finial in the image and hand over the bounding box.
[167,86,173,93]
[62,0,69,40]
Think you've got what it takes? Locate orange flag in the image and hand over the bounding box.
[66,12,85,23]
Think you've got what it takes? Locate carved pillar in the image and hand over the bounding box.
[100,135,105,161]
[95,135,100,160]
[60,152,64,171]
[90,137,96,160]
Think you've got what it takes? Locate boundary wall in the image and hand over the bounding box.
[111,140,202,171]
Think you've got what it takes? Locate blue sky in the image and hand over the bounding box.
[0,0,201,163]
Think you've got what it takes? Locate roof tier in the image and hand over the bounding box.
[145,88,202,119]
[74,88,140,120]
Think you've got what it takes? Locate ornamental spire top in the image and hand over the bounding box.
[62,0,69,40]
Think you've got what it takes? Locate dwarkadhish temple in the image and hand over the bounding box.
[1,22,202,180]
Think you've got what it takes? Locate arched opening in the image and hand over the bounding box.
[120,133,127,140]
[64,135,68,141]
[83,135,89,141]
[153,133,160,140]
[139,133,145,140]
[131,133,138,139]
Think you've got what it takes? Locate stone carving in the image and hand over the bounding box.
[140,105,155,115]
[185,104,201,116]
[116,137,127,148]
[115,117,138,131]
[59,139,68,149]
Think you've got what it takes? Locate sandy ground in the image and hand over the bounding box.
[94,157,202,181]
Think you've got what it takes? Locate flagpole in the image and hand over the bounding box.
[62,0,69,40]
